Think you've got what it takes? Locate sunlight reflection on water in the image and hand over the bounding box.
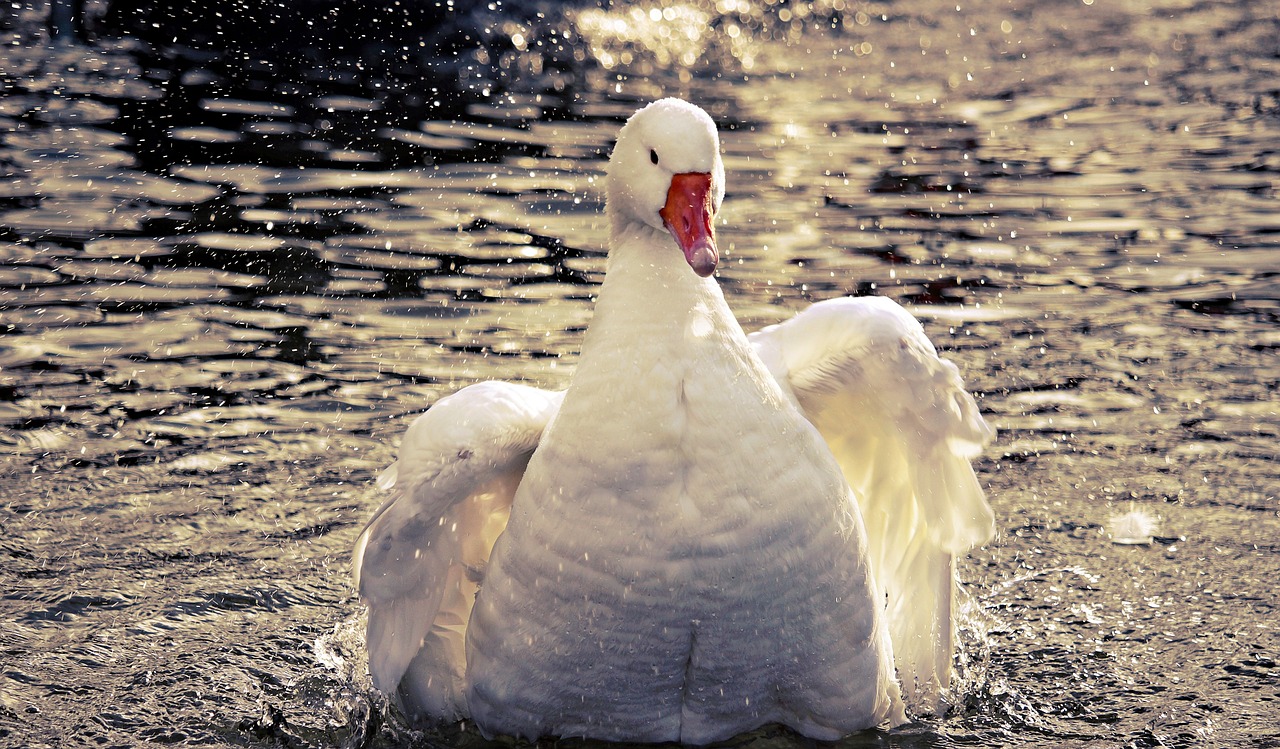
[1,0,1278,747]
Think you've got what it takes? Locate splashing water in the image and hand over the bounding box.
[1106,506,1159,545]
[1,1,1278,747]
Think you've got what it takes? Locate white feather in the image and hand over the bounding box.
[750,296,995,711]
[352,381,562,717]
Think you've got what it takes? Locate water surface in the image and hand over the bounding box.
[1,1,1277,747]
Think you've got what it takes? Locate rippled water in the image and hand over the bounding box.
[2,1,1277,747]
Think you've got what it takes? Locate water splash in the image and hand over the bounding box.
[1106,506,1159,546]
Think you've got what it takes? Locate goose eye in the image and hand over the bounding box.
[649,149,659,165]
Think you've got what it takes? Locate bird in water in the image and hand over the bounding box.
[353,98,995,743]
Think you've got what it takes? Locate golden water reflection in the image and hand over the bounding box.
[1,1,1278,747]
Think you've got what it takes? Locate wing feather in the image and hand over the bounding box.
[353,381,562,717]
[750,296,994,713]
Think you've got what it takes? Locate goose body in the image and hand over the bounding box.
[354,99,994,743]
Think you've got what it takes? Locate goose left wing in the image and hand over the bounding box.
[353,381,562,718]
[749,296,994,713]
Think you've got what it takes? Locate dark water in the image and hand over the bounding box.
[2,1,1278,747]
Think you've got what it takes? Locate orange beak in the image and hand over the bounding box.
[659,172,718,277]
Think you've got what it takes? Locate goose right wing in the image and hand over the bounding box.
[353,381,563,718]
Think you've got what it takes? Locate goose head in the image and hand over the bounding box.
[606,99,726,277]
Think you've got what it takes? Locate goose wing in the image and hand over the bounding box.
[750,296,995,712]
[353,381,563,718]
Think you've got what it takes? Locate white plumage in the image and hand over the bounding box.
[353,98,995,743]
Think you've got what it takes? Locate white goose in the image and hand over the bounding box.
[353,98,995,744]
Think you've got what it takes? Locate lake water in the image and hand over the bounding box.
[1,1,1277,747]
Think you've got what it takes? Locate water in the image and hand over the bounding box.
[2,0,1278,746]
